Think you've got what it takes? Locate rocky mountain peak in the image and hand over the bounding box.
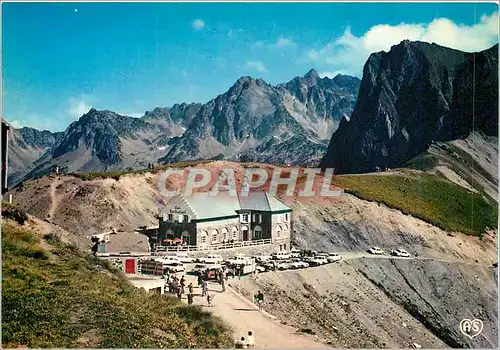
[320,40,498,174]
[303,69,320,84]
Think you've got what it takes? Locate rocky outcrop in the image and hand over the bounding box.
[161,70,360,164]
[320,40,498,174]
[6,124,63,185]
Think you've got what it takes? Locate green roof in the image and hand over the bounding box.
[173,191,291,219]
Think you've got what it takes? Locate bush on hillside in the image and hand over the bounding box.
[1,202,28,225]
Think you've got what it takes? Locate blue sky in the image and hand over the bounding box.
[2,2,498,131]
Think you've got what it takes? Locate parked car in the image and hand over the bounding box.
[309,256,328,266]
[272,251,291,260]
[226,254,249,265]
[391,249,411,258]
[289,259,309,269]
[290,248,301,258]
[191,263,209,275]
[254,253,272,263]
[367,247,385,255]
[261,261,276,271]
[199,254,223,264]
[275,261,291,270]
[256,265,266,273]
[326,253,342,263]
[158,259,185,273]
[165,252,194,263]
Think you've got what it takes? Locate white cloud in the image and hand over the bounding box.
[246,60,267,73]
[308,11,498,76]
[191,19,205,31]
[275,37,295,48]
[228,28,243,38]
[117,111,143,118]
[8,120,23,129]
[251,41,264,49]
[67,96,93,119]
[319,71,344,79]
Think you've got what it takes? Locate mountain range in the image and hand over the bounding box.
[4,40,499,187]
[5,70,360,185]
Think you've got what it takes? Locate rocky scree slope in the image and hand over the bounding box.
[320,40,498,174]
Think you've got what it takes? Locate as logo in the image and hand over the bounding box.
[459,319,483,339]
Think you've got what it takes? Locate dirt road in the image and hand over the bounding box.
[182,275,323,348]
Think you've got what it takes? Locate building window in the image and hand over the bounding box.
[200,235,207,244]
[253,226,262,239]
[168,214,173,222]
[232,227,238,240]
[277,230,281,238]
[183,215,189,222]
[259,214,262,223]
[285,213,288,221]
[242,213,249,223]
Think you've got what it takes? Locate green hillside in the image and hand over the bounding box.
[333,172,497,237]
[1,221,232,348]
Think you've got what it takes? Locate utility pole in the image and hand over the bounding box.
[1,121,10,195]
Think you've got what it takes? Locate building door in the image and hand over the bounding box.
[181,231,190,245]
[243,229,248,241]
[125,259,135,274]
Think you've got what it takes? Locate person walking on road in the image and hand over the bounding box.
[201,278,208,297]
[187,283,194,305]
[256,291,264,310]
[221,274,226,292]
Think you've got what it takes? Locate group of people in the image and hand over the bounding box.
[235,331,256,348]
[162,271,195,304]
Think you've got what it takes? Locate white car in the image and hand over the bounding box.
[158,259,185,273]
[226,254,249,265]
[326,253,342,263]
[255,265,266,273]
[290,248,301,258]
[290,260,309,269]
[164,252,194,264]
[275,261,291,270]
[367,247,385,255]
[272,252,291,260]
[309,256,328,266]
[391,249,411,258]
[254,253,272,263]
[200,254,223,264]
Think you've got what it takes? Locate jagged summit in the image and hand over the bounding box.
[321,41,498,174]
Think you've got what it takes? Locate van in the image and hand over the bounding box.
[272,252,291,260]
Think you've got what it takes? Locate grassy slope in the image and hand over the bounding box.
[332,172,497,237]
[2,222,232,348]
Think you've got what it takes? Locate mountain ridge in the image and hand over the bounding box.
[7,70,360,186]
[320,40,498,174]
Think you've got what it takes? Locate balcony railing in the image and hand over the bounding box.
[154,238,273,253]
